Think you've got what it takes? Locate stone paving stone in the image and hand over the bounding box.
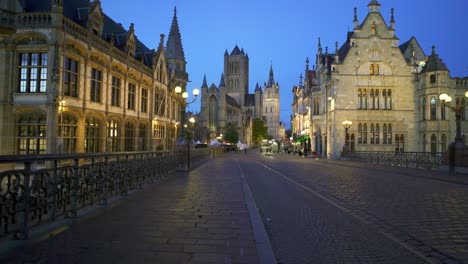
[0,157,262,264]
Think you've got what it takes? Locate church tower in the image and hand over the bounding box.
[224,45,249,107]
[263,65,280,140]
[166,7,188,90]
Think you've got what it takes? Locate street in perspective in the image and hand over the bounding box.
[1,0,468,263]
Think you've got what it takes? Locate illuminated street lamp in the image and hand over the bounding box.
[439,91,468,174]
[175,86,199,171]
[342,120,352,157]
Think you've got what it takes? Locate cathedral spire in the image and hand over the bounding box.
[201,74,208,88]
[267,64,275,87]
[390,8,395,29]
[166,6,185,61]
[219,73,226,87]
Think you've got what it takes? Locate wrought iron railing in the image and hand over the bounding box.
[0,151,177,240]
[347,151,445,170]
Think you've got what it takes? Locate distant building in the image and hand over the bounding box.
[199,45,284,146]
[292,0,468,158]
[0,0,188,155]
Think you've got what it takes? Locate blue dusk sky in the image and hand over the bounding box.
[101,0,467,129]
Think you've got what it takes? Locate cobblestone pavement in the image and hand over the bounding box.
[240,152,468,264]
[0,158,262,264]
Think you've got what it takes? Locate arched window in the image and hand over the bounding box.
[107,119,120,152]
[430,97,436,120]
[363,124,368,144]
[85,117,101,153]
[124,122,135,151]
[441,134,447,152]
[58,114,78,153]
[430,134,437,154]
[17,113,47,155]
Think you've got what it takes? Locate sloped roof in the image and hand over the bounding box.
[420,46,449,73]
[226,95,241,108]
[21,0,155,66]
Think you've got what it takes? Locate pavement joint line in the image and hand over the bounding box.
[236,159,277,264]
[256,160,441,264]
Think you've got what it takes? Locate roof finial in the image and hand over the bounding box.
[432,45,436,55]
[353,7,358,28]
[390,8,395,29]
[306,57,309,71]
[318,37,322,54]
[299,73,303,86]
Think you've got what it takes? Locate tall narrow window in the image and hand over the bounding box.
[370,89,375,109]
[387,89,392,110]
[383,124,388,144]
[111,76,121,106]
[128,83,136,110]
[382,89,387,110]
[85,117,101,153]
[430,134,437,154]
[141,88,148,113]
[430,74,436,83]
[421,97,426,120]
[375,89,380,110]
[124,122,135,151]
[107,119,120,152]
[139,123,147,151]
[19,52,48,93]
[358,123,363,144]
[363,124,368,144]
[358,89,363,109]
[17,114,47,155]
[90,68,102,102]
[370,123,375,144]
[441,134,447,152]
[363,89,368,109]
[430,97,436,120]
[387,124,392,144]
[375,124,380,144]
[58,114,77,153]
[64,57,78,97]
[441,99,446,120]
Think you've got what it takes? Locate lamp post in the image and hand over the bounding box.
[175,86,199,171]
[439,91,468,174]
[342,120,352,157]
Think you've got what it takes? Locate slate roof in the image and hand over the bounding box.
[226,95,241,108]
[21,0,155,67]
[420,46,449,73]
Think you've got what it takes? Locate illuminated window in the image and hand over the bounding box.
[85,117,101,153]
[107,119,120,152]
[18,52,48,93]
[430,97,436,120]
[370,64,379,75]
[17,113,47,155]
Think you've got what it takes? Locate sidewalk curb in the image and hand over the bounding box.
[237,160,277,264]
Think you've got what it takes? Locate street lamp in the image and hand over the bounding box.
[439,91,468,174]
[175,86,199,171]
[342,120,352,156]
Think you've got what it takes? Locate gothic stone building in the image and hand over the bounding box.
[294,0,468,159]
[199,45,282,146]
[0,0,190,156]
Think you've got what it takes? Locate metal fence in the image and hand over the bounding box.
[346,151,445,170]
[0,151,177,240]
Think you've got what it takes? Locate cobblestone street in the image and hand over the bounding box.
[239,152,468,264]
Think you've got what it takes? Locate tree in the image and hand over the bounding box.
[253,118,268,145]
[224,124,239,144]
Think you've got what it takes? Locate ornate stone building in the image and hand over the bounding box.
[293,0,468,158]
[200,45,283,146]
[0,0,189,155]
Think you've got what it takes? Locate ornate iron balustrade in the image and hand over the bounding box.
[0,151,177,240]
[347,151,444,170]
